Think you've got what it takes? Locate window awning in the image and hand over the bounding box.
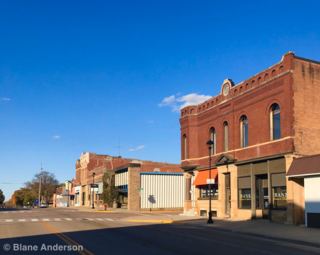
[287,154,320,177]
[192,169,218,186]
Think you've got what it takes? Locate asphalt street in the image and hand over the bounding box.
[0,208,319,255]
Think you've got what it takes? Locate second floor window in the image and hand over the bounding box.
[210,127,216,155]
[183,134,187,159]
[270,104,281,140]
[224,122,229,151]
[240,116,248,148]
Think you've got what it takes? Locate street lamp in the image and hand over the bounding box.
[92,173,96,209]
[67,181,71,207]
[206,140,214,224]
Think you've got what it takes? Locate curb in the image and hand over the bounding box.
[86,211,115,213]
[140,211,183,213]
[184,223,320,248]
[126,219,185,225]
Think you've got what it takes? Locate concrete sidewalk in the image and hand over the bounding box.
[181,218,320,248]
[116,213,320,248]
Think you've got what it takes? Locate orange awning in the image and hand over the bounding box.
[192,169,218,186]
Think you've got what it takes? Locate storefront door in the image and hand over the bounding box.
[225,173,231,216]
[82,192,85,206]
[226,188,231,216]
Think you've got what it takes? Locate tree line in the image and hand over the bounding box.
[5,171,60,207]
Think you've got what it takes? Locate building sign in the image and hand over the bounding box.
[240,193,251,200]
[75,186,81,194]
[91,184,98,188]
[207,179,215,184]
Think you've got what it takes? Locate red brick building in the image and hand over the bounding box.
[73,152,183,210]
[180,52,320,224]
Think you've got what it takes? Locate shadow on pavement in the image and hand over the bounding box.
[0,222,320,255]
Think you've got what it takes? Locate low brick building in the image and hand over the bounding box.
[73,152,183,210]
[180,52,320,224]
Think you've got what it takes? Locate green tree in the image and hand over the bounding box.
[14,188,34,206]
[0,189,5,204]
[101,172,119,207]
[23,192,36,206]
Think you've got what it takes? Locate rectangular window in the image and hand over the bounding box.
[272,186,287,209]
[199,185,218,200]
[238,176,251,209]
[239,189,251,209]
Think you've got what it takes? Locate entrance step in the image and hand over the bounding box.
[180,208,197,216]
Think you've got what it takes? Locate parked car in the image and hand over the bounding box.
[23,205,28,209]
[40,203,48,208]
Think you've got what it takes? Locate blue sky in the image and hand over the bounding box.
[1,1,319,200]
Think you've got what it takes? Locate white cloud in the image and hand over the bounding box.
[147,120,154,124]
[158,93,212,112]
[53,135,60,139]
[129,145,145,152]
[2,98,10,101]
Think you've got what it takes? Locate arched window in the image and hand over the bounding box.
[210,127,216,155]
[240,116,248,148]
[270,104,281,140]
[223,122,229,151]
[183,134,187,159]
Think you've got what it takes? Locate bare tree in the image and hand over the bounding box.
[25,171,59,203]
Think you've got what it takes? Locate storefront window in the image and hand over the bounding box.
[272,186,287,209]
[239,189,251,209]
[199,185,218,200]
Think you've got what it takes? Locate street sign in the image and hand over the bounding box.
[207,179,215,184]
[91,184,98,188]
[35,200,39,202]
[138,188,144,191]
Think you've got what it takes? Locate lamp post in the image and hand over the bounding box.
[67,181,71,207]
[92,173,95,209]
[206,140,214,224]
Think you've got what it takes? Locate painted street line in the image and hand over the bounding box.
[5,220,13,222]
[96,218,104,221]
[31,219,38,221]
[18,219,26,221]
[106,219,114,221]
[42,219,50,221]
[86,218,94,221]
[54,218,61,221]
[65,218,73,221]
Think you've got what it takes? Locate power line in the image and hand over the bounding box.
[0,183,24,184]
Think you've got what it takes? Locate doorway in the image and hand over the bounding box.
[82,192,85,206]
[225,173,231,216]
[256,174,269,219]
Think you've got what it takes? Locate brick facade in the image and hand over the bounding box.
[181,52,320,224]
[73,152,182,208]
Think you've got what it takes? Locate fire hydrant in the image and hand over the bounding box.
[104,203,107,211]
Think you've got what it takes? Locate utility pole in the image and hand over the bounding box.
[38,163,42,207]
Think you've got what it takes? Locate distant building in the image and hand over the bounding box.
[73,152,184,211]
[180,52,320,226]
